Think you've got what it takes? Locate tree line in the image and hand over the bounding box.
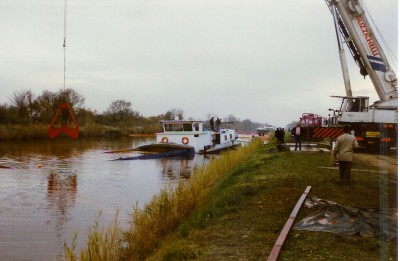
[0,88,266,137]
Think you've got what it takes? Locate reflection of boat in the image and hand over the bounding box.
[115,120,238,160]
[159,156,193,180]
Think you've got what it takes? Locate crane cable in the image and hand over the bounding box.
[61,0,67,122]
[63,0,67,92]
[48,0,79,140]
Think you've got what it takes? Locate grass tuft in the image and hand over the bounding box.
[64,209,122,261]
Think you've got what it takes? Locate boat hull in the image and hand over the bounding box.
[114,143,195,160]
[133,143,194,153]
[198,142,241,154]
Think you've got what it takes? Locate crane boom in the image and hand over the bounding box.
[326,0,398,102]
[318,0,398,152]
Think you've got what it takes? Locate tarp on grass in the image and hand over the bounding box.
[294,196,397,240]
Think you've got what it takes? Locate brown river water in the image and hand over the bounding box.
[0,137,210,260]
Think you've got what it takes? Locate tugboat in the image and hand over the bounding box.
[114,119,238,160]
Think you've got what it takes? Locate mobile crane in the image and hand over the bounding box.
[324,0,398,151]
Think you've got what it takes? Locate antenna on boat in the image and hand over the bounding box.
[48,0,79,139]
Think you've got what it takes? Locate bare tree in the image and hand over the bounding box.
[10,90,29,122]
[167,108,184,120]
[57,88,85,109]
[106,99,135,127]
[36,90,57,123]
[25,90,38,120]
[224,114,238,123]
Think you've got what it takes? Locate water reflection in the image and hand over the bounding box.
[47,169,77,236]
[159,156,193,180]
[157,154,218,181]
[0,137,212,260]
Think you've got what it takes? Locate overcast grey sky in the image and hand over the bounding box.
[0,0,398,127]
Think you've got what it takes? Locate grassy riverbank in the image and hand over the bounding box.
[64,140,261,260]
[148,144,397,260]
[64,141,397,260]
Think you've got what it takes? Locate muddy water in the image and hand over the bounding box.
[0,137,209,260]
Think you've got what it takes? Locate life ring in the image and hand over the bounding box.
[182,137,189,144]
[161,137,169,143]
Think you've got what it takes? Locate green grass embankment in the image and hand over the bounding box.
[148,143,397,260]
[64,140,397,260]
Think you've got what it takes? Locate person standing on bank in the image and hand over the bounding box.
[209,117,214,132]
[291,123,303,151]
[332,125,359,185]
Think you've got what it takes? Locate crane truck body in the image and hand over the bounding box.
[324,0,398,151]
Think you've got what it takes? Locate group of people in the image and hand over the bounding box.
[209,117,221,132]
[274,127,285,144]
[274,127,286,151]
[273,125,303,151]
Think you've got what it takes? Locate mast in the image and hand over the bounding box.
[331,5,353,97]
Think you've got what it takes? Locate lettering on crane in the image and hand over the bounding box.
[356,16,379,56]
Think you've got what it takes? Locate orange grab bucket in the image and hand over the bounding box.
[48,102,79,139]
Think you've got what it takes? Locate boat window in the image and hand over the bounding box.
[230,134,233,140]
[164,124,174,132]
[174,124,184,131]
[224,135,227,141]
[193,123,199,131]
[183,123,193,131]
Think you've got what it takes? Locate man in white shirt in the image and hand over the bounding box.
[291,123,303,151]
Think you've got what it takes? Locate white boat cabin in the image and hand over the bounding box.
[156,120,236,152]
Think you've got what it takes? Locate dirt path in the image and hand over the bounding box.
[353,152,398,183]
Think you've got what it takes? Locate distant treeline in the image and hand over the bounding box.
[0,89,266,139]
